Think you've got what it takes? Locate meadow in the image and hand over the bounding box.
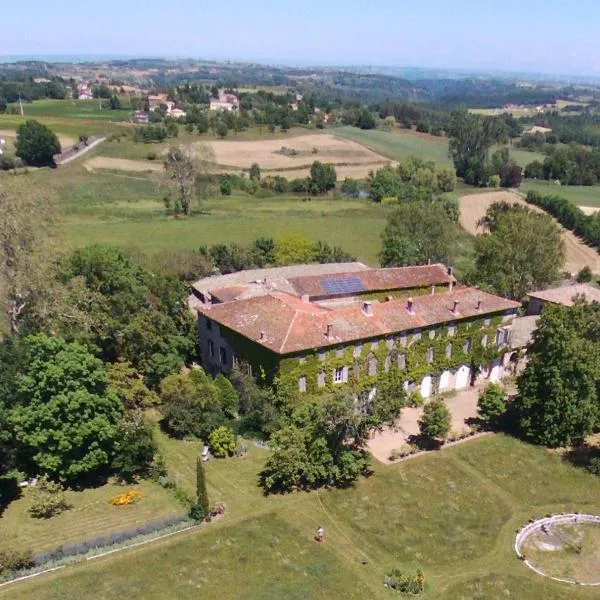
[3,435,600,599]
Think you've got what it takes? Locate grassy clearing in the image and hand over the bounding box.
[5,435,600,599]
[521,180,600,208]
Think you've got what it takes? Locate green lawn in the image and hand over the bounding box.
[5,435,600,599]
[521,180,600,208]
[0,478,183,554]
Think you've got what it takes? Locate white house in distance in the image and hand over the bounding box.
[210,90,239,112]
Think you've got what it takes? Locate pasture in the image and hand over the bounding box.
[4,435,600,599]
[459,190,600,274]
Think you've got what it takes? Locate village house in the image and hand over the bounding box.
[526,283,600,315]
[209,90,239,111]
[148,93,170,111]
[192,263,520,398]
[133,110,149,124]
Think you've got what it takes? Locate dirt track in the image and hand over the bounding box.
[459,190,600,274]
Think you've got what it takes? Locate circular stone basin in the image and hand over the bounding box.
[515,514,600,585]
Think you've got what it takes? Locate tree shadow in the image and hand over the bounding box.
[562,443,600,472]
[0,477,21,517]
[407,434,443,451]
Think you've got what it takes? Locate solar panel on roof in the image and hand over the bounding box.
[322,276,366,295]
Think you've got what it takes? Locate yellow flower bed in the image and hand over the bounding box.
[111,490,142,506]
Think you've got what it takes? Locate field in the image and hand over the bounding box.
[521,180,600,209]
[21,163,388,265]
[334,126,543,169]
[7,99,132,121]
[0,98,132,141]
[4,435,600,599]
[459,190,600,274]
[334,126,453,167]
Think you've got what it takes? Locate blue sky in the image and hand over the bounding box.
[3,0,600,75]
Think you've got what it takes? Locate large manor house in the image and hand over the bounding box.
[190,262,522,398]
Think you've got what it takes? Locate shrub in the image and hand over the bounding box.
[146,151,157,161]
[587,457,600,476]
[385,568,425,594]
[209,426,236,457]
[188,502,206,521]
[173,484,194,507]
[408,391,425,407]
[418,399,451,440]
[577,266,593,283]
[28,477,70,519]
[0,549,34,575]
[477,383,508,429]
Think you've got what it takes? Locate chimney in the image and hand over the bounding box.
[431,285,435,295]
[301,294,310,303]
[447,266,453,277]
[386,295,393,302]
[259,331,266,341]
[407,297,414,315]
[476,298,482,311]
[362,301,374,316]
[452,300,459,314]
[326,323,333,338]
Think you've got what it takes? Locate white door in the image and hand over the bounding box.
[455,365,470,390]
[439,370,450,391]
[421,375,432,399]
[490,359,502,382]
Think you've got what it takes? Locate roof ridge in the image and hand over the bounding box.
[279,309,299,354]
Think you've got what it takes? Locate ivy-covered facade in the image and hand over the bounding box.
[198,310,515,398]
[194,263,520,399]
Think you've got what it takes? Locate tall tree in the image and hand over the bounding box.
[163,144,214,216]
[448,109,505,185]
[196,456,209,516]
[474,202,564,299]
[10,334,123,482]
[15,120,61,167]
[379,202,457,267]
[515,302,600,447]
[0,180,55,337]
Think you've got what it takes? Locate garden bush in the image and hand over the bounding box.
[28,477,70,519]
[0,549,34,575]
[209,426,236,457]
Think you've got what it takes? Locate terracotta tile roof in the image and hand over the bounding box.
[527,283,600,306]
[288,264,454,298]
[198,286,520,355]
